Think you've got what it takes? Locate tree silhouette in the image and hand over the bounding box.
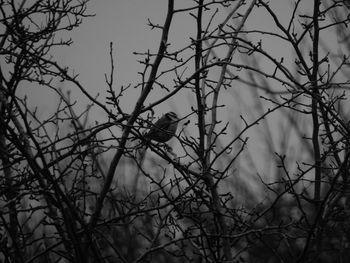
[1,0,350,262]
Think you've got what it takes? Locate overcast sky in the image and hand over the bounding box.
[15,0,329,179]
[22,1,307,117]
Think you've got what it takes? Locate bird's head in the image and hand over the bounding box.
[166,111,179,122]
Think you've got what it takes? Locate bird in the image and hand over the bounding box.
[143,111,179,143]
[133,112,179,194]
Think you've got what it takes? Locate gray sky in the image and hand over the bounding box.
[16,0,336,183]
[28,0,301,115]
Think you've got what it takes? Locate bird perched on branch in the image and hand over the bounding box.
[137,111,179,163]
[144,111,179,143]
[133,111,179,191]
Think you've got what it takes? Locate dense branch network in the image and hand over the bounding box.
[1,0,350,262]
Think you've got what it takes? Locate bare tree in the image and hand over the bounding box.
[1,0,350,262]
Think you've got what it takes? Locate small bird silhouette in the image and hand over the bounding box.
[144,111,179,143]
